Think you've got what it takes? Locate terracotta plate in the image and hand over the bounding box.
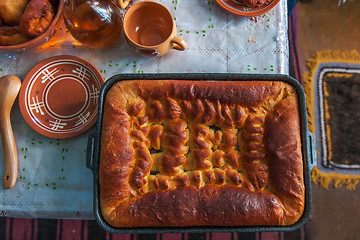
[215,0,280,16]
[19,55,104,139]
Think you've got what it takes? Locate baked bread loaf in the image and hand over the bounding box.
[99,80,305,228]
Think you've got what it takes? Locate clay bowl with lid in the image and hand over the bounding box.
[0,0,64,51]
[215,0,280,16]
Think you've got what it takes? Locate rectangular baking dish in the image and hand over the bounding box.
[86,73,317,234]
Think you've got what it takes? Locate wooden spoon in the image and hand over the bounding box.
[0,75,21,189]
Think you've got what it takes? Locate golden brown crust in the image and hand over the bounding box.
[0,26,32,45]
[0,0,58,46]
[0,0,30,26]
[100,80,305,228]
[19,0,54,37]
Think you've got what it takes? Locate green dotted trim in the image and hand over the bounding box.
[101,60,145,74]
[176,1,215,37]
[247,64,275,72]
[19,139,68,191]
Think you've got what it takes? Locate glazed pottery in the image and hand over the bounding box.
[19,55,104,139]
[215,0,280,16]
[0,0,64,51]
[123,1,187,57]
[63,0,123,48]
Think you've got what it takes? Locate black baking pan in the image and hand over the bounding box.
[86,73,317,234]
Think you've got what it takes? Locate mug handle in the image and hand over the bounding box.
[171,36,187,51]
[117,0,131,9]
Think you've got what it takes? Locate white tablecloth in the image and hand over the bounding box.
[0,0,288,219]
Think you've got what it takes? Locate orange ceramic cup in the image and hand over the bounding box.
[123,1,187,57]
[116,0,130,9]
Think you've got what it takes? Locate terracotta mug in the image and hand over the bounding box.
[123,1,187,56]
[116,0,131,9]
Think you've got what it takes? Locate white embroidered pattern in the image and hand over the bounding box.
[90,84,99,104]
[41,68,59,84]
[49,119,67,130]
[72,66,90,81]
[30,96,45,115]
[76,112,91,125]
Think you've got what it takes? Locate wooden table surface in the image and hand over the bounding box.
[297,0,360,239]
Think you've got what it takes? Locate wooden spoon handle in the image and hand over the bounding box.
[1,114,18,189]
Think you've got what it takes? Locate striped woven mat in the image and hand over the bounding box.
[1,218,306,240]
